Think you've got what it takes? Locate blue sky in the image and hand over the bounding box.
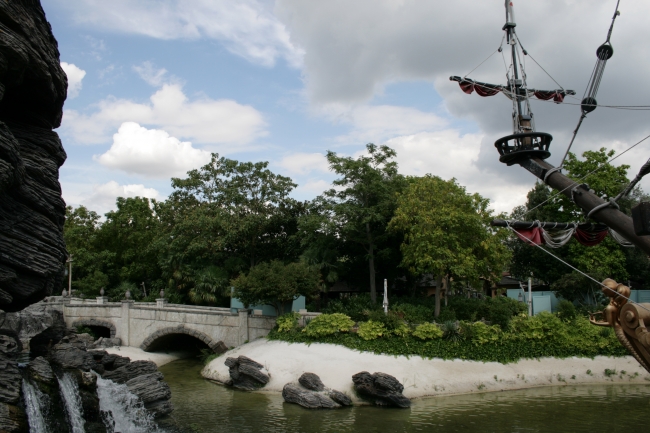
[42,0,650,216]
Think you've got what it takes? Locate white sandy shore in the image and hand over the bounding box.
[102,346,193,366]
[202,338,650,401]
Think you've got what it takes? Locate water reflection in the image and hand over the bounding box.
[160,358,650,433]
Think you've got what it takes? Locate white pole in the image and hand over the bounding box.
[68,255,72,297]
[528,275,533,316]
[383,279,388,314]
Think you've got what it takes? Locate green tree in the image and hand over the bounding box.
[96,197,162,291]
[168,153,301,269]
[231,260,320,315]
[508,148,639,302]
[389,175,511,317]
[301,144,406,303]
[63,205,113,297]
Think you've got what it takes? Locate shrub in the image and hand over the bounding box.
[276,312,301,333]
[302,313,354,337]
[413,322,443,340]
[477,297,527,328]
[459,321,501,345]
[322,294,380,322]
[441,320,461,343]
[557,300,577,320]
[391,322,412,337]
[392,302,434,323]
[358,321,387,340]
[364,310,403,332]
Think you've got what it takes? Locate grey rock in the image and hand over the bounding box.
[49,340,96,371]
[282,373,352,409]
[126,372,173,418]
[0,343,21,405]
[0,303,66,354]
[102,360,158,384]
[299,372,325,391]
[329,389,352,406]
[0,402,27,433]
[92,337,121,349]
[0,0,69,313]
[0,334,20,355]
[27,356,54,384]
[282,383,339,409]
[98,352,131,371]
[352,371,410,408]
[224,356,269,391]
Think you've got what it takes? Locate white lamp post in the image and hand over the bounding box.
[383,279,389,314]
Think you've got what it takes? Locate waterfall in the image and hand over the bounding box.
[57,373,86,433]
[21,379,50,433]
[96,375,158,433]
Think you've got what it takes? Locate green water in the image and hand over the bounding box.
[159,358,650,433]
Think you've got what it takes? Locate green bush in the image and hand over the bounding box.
[268,313,627,363]
[322,294,380,322]
[276,312,301,333]
[557,300,577,320]
[441,320,461,342]
[391,322,412,337]
[413,322,443,340]
[303,313,354,337]
[392,302,435,323]
[358,321,387,340]
[463,321,501,345]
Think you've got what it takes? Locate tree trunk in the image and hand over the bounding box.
[434,274,443,318]
[444,275,448,307]
[366,222,376,303]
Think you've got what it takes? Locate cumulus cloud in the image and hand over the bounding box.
[96,122,212,178]
[277,152,328,175]
[79,181,161,216]
[133,62,173,87]
[61,62,86,99]
[61,83,267,146]
[327,104,448,144]
[54,0,303,67]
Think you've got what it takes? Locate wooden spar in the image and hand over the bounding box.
[517,157,650,255]
[490,219,608,231]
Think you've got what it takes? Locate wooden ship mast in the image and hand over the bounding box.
[451,1,650,372]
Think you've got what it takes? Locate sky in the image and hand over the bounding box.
[42,0,650,217]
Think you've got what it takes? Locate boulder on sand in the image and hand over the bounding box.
[282,372,352,409]
[224,356,270,391]
[352,371,411,408]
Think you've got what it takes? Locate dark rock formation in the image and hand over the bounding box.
[0,0,69,313]
[282,383,339,409]
[126,372,173,418]
[282,372,352,409]
[49,335,100,372]
[0,334,26,432]
[92,337,122,349]
[27,356,53,384]
[0,303,67,354]
[352,371,411,408]
[100,360,172,418]
[299,372,325,391]
[224,356,270,391]
[102,360,159,384]
[96,352,131,372]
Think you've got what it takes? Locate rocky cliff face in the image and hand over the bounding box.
[0,0,68,312]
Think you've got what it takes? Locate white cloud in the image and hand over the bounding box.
[133,62,174,87]
[79,181,161,216]
[57,0,303,67]
[277,152,328,175]
[61,83,267,146]
[330,104,448,144]
[61,62,86,99]
[96,122,212,178]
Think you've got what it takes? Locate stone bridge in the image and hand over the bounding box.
[58,298,286,353]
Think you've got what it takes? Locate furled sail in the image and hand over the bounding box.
[449,76,575,103]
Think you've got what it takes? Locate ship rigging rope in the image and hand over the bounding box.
[520,132,650,220]
[504,221,650,313]
[559,0,622,167]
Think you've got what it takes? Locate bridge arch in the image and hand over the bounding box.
[140,326,228,354]
[72,319,116,338]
